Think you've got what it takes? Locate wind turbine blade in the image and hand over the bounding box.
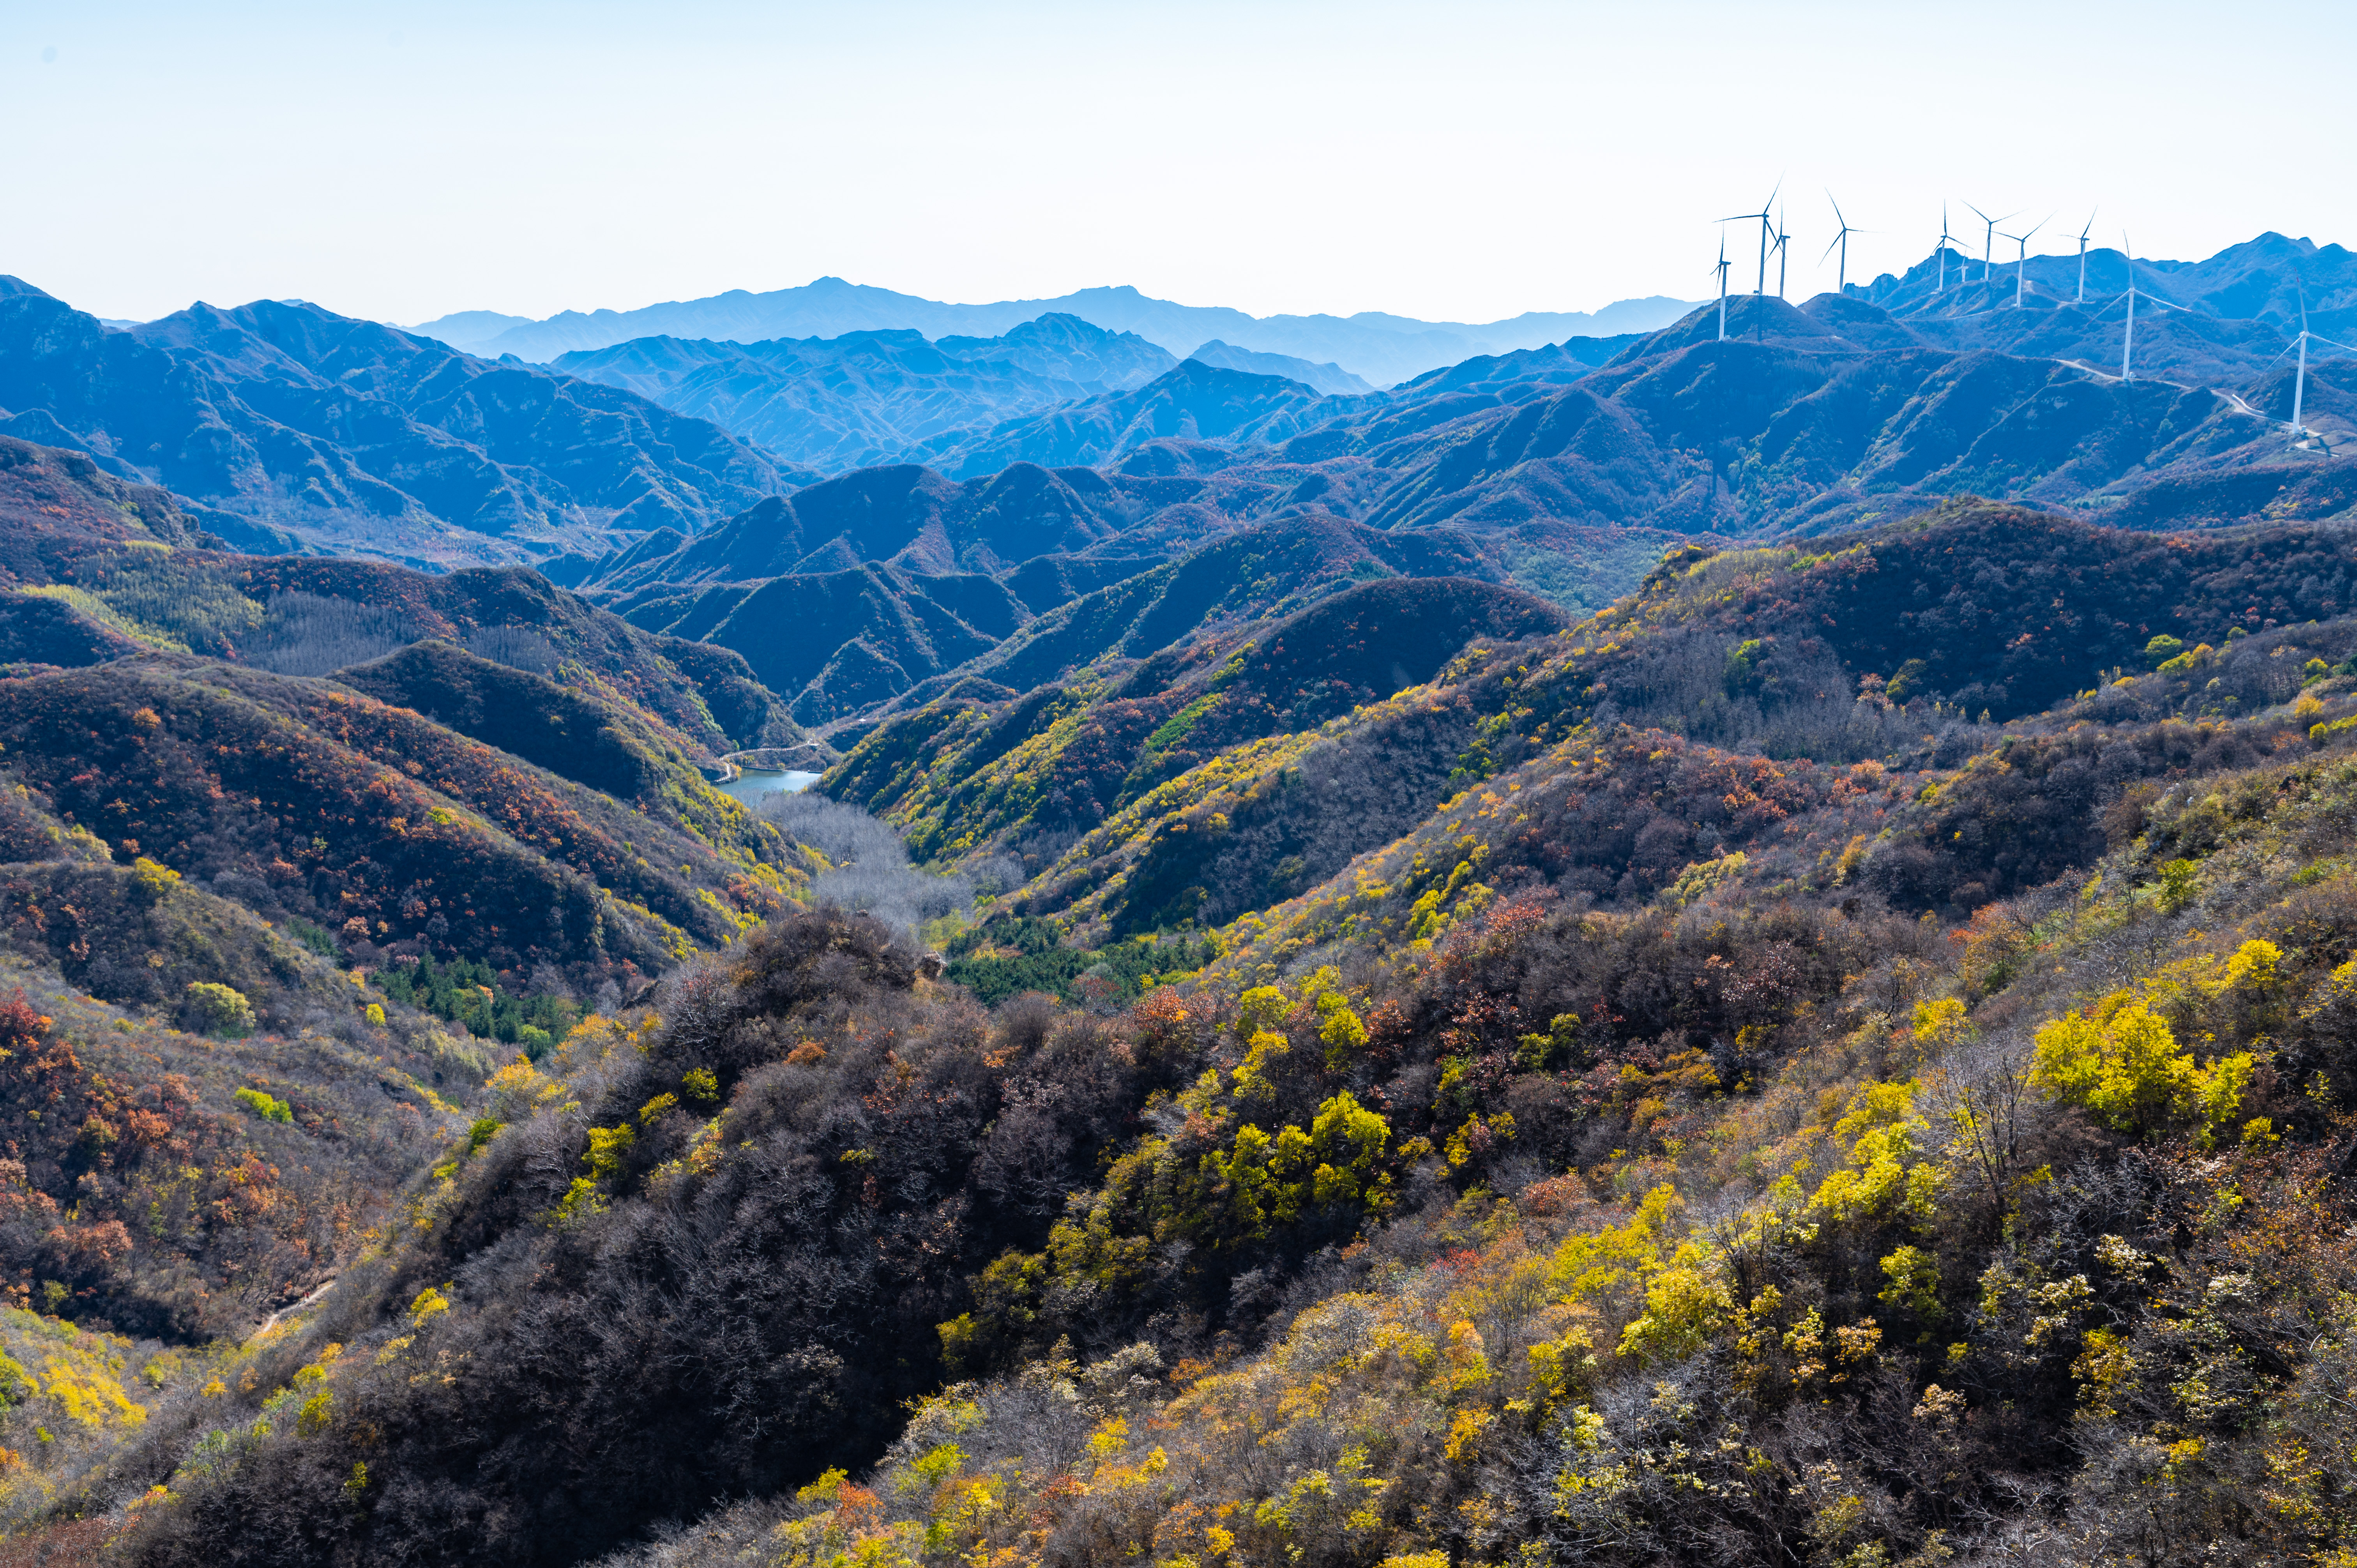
[2079,208,2097,242]
[1828,191,1846,228]
[1964,201,1990,224]
[1821,234,1845,263]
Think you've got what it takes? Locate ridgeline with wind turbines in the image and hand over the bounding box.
[1694,186,2347,457]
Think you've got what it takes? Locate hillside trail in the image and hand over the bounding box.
[250,1276,337,1340]
[705,741,833,783]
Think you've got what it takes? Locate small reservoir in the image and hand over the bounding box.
[717,769,822,805]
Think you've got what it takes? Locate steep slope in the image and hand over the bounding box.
[583,461,1128,585]
[0,433,216,559]
[827,568,1568,864]
[615,562,1021,727]
[617,695,2357,1568]
[0,658,812,983]
[599,497,1689,738]
[829,499,2357,954]
[552,315,1177,473]
[0,855,453,1339]
[0,280,806,567]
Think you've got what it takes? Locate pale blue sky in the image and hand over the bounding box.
[6,1,2350,327]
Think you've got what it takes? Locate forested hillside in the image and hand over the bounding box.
[0,472,2327,1568]
[0,444,871,1553]
[5,247,2357,1568]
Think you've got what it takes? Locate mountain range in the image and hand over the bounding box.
[408,276,1701,386]
[0,279,807,569]
[5,229,2355,753]
[6,224,2357,1568]
[1859,230,2357,334]
[533,285,2356,741]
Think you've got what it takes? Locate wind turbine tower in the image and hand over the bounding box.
[1718,181,1781,294]
[2074,211,2097,304]
[1965,202,2014,284]
[2292,290,2311,440]
[1937,204,1960,293]
[1775,207,1790,300]
[2001,215,2048,309]
[2121,232,2136,383]
[1715,233,1732,342]
[1824,193,1862,292]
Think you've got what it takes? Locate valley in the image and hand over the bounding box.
[0,229,2352,1568]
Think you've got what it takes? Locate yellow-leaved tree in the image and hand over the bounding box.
[2030,993,2252,1140]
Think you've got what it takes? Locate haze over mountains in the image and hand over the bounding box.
[0,277,804,569]
[409,276,1702,387]
[2,228,2351,683]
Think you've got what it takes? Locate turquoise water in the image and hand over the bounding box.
[716,769,822,805]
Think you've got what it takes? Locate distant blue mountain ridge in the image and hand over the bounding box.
[406,277,1701,388]
[9,230,2354,595]
[545,316,1378,475]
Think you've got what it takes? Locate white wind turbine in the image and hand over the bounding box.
[1823,193,1864,292]
[1937,204,1961,293]
[2000,214,2050,309]
[1714,231,1732,341]
[1774,206,1791,300]
[1964,201,2016,284]
[2096,235,2194,384]
[2121,231,2138,381]
[1719,180,1781,294]
[2074,210,2098,304]
[2290,284,2311,440]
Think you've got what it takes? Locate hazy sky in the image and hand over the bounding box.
[7,1,2352,328]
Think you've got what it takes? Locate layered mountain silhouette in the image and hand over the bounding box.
[17,233,2357,714]
[0,279,804,567]
[410,276,1701,386]
[513,281,2357,738]
[551,315,1177,474]
[1184,341,1372,396]
[609,511,1557,730]
[577,290,2350,572]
